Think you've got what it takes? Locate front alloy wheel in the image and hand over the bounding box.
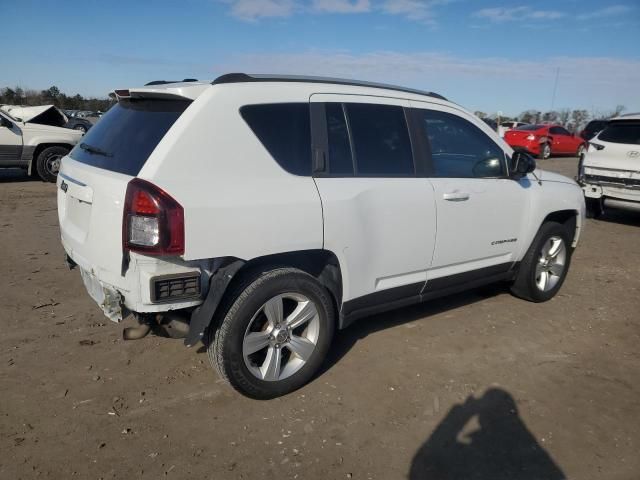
[510,221,572,302]
[534,236,567,292]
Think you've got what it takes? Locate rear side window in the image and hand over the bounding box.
[419,109,505,178]
[599,121,640,145]
[69,99,190,176]
[241,103,311,176]
[345,103,414,176]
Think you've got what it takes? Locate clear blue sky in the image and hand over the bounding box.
[2,0,639,116]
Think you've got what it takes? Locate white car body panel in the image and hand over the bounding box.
[57,79,585,323]
[310,93,436,302]
[580,115,640,208]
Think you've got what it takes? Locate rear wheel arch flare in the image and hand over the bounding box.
[229,250,343,319]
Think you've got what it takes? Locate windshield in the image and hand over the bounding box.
[515,124,544,131]
[598,121,640,145]
[69,99,190,176]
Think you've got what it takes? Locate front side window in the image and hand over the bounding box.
[418,109,505,178]
[241,103,311,176]
[344,103,414,177]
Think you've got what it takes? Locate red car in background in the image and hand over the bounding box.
[504,124,587,159]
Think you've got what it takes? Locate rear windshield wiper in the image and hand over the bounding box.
[80,142,112,157]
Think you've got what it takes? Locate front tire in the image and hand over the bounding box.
[36,146,68,182]
[207,268,335,399]
[511,222,572,302]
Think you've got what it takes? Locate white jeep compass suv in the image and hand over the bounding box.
[57,74,585,399]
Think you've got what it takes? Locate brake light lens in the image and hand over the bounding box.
[589,142,605,152]
[123,178,184,255]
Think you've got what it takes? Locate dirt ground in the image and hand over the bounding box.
[1,157,639,479]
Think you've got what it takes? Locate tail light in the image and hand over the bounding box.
[123,178,184,255]
[589,142,605,152]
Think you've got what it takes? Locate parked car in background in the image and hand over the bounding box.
[498,121,529,138]
[578,114,640,217]
[579,119,609,141]
[505,124,586,159]
[481,117,497,131]
[64,116,92,133]
[57,74,585,399]
[0,105,83,181]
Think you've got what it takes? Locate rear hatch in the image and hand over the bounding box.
[57,98,191,283]
[584,120,640,184]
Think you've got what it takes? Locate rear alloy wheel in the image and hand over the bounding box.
[207,268,335,399]
[539,143,551,160]
[511,221,572,302]
[35,145,69,182]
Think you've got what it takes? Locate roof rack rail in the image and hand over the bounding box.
[212,73,447,101]
[145,79,199,86]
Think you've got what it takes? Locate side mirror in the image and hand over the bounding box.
[510,151,536,178]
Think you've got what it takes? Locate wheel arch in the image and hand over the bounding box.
[235,249,343,312]
[187,250,344,347]
[542,209,579,247]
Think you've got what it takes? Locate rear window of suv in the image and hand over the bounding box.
[598,121,640,145]
[69,99,190,176]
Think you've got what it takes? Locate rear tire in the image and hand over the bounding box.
[36,146,68,182]
[538,143,551,160]
[511,221,572,302]
[207,268,335,399]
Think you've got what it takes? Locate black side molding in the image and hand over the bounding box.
[340,262,518,329]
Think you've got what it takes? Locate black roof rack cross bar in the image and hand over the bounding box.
[212,73,447,101]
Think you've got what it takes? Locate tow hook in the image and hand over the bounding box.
[123,311,190,341]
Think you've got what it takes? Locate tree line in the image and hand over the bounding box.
[0,85,114,112]
[474,105,626,132]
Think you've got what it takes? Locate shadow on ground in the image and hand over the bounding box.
[594,209,640,227]
[319,284,507,375]
[409,388,566,480]
[0,168,36,183]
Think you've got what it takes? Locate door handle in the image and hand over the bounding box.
[443,191,470,202]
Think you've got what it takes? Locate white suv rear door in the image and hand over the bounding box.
[310,94,437,307]
[410,101,530,282]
